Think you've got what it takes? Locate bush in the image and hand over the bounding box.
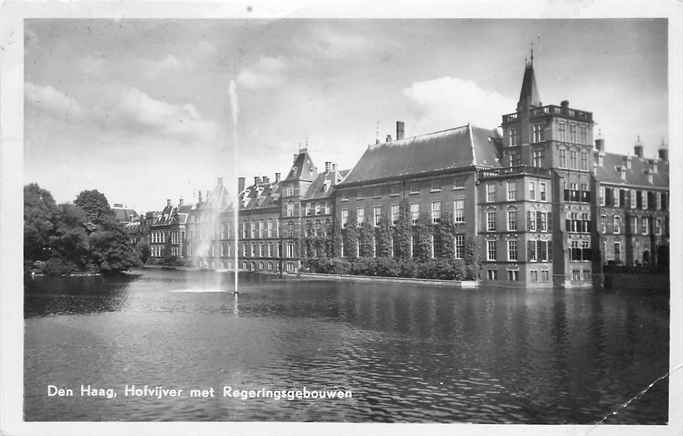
[304,256,473,280]
[42,257,76,275]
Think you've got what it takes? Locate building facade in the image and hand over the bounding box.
[161,52,668,287]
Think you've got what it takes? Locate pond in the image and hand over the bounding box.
[24,268,669,423]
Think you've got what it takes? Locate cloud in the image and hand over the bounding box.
[79,55,106,75]
[308,27,371,59]
[143,54,187,78]
[237,56,287,89]
[403,76,514,131]
[25,82,84,120]
[110,87,217,143]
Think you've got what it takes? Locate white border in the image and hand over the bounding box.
[1,1,681,435]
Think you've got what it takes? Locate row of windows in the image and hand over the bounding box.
[599,215,664,235]
[151,231,183,244]
[486,182,548,202]
[599,187,667,211]
[506,121,589,147]
[339,234,467,259]
[242,219,280,239]
[486,239,552,262]
[485,210,552,232]
[341,200,467,227]
[303,202,332,216]
[241,242,285,258]
[559,149,590,170]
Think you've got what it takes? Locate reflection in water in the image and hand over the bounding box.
[24,269,669,423]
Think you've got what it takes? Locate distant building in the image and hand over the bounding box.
[149,198,191,260]
[111,203,139,224]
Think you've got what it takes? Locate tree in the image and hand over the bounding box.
[50,203,91,270]
[24,183,58,263]
[74,190,115,225]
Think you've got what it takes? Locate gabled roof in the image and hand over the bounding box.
[595,152,669,188]
[240,180,282,211]
[518,61,542,110]
[303,169,350,200]
[284,149,317,182]
[339,124,501,186]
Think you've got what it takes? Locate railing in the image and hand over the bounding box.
[478,165,552,178]
[502,105,593,124]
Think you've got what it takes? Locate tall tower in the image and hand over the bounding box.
[500,51,596,287]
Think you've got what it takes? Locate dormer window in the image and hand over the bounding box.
[625,156,632,169]
[648,174,654,184]
[617,166,626,181]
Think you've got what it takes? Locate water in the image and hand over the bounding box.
[24,269,669,423]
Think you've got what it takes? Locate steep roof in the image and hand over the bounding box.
[303,169,350,200]
[112,207,138,223]
[595,152,669,188]
[340,124,501,186]
[518,61,542,110]
[284,149,317,182]
[240,180,282,211]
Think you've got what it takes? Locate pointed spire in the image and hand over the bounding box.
[517,51,542,111]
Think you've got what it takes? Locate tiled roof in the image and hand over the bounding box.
[303,169,349,200]
[518,62,542,108]
[340,124,501,186]
[595,152,669,188]
[240,181,281,211]
[112,207,138,223]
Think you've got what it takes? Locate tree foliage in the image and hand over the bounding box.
[24,184,140,275]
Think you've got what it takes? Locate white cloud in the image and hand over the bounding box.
[112,87,217,143]
[25,82,84,120]
[403,76,514,131]
[143,54,188,78]
[309,27,371,59]
[237,56,287,90]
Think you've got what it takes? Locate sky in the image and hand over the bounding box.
[24,19,668,212]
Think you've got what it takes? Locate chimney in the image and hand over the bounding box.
[594,138,604,152]
[178,198,183,207]
[198,190,203,203]
[254,176,261,185]
[396,121,405,141]
[634,136,643,158]
[386,134,392,143]
[262,176,269,184]
[275,172,281,183]
[166,199,171,207]
[658,148,668,161]
[332,163,337,172]
[634,145,643,158]
[238,177,246,193]
[324,161,331,172]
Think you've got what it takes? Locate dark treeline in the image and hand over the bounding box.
[24,183,141,275]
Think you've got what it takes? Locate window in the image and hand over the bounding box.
[657,192,662,210]
[409,183,419,194]
[341,208,348,227]
[558,121,566,142]
[391,204,400,225]
[315,203,321,215]
[454,200,465,223]
[487,269,498,280]
[540,183,547,201]
[453,177,465,190]
[507,209,517,231]
[529,182,536,200]
[487,240,497,261]
[374,206,382,226]
[613,216,621,234]
[286,203,294,217]
[580,152,588,170]
[540,212,548,232]
[431,201,441,224]
[532,150,543,167]
[559,149,567,167]
[570,150,577,168]
[542,270,549,281]
[641,216,649,235]
[614,242,621,263]
[267,220,273,238]
[487,211,497,231]
[486,184,496,202]
[250,222,256,238]
[569,124,577,143]
[507,270,519,281]
[641,191,648,210]
[531,124,544,143]
[454,234,465,259]
[655,218,662,235]
[507,182,517,201]
[601,214,607,233]
[530,270,538,282]
[507,127,518,146]
[613,189,620,208]
[528,240,537,261]
[430,181,442,192]
[356,207,365,225]
[528,211,536,231]
[599,186,606,206]
[507,240,518,261]
[572,270,581,281]
[410,204,419,225]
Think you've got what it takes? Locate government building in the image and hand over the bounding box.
[148,54,669,287]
